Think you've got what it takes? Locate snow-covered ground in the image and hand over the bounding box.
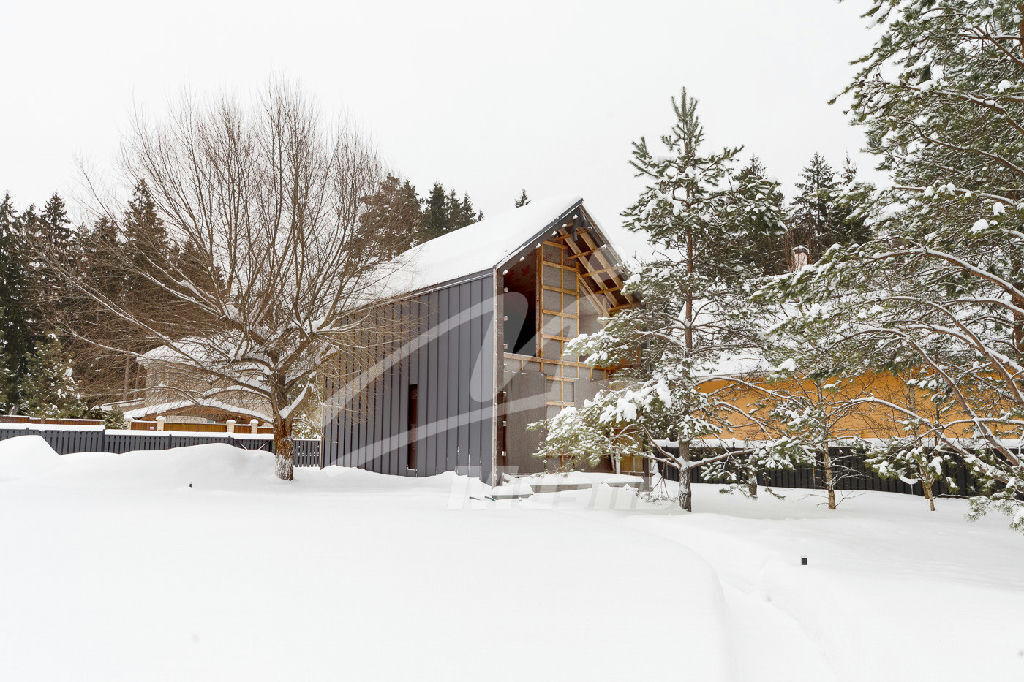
[1,436,1021,682]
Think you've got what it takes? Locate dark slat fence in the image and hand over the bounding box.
[0,428,321,467]
[656,445,982,497]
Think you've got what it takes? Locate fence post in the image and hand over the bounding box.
[156,416,165,432]
[226,419,235,434]
[250,419,259,434]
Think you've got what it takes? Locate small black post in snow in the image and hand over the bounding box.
[801,557,808,566]
[188,483,192,488]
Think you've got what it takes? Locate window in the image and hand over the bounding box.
[407,384,418,471]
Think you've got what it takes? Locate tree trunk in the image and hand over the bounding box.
[747,474,758,499]
[822,448,836,510]
[274,414,294,481]
[923,480,936,512]
[679,441,692,512]
[122,357,131,402]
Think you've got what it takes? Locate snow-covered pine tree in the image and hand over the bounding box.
[866,438,955,512]
[733,156,789,276]
[515,189,530,208]
[534,88,800,511]
[758,305,900,509]
[769,0,1024,529]
[15,334,86,418]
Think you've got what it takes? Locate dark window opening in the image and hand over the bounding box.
[407,384,418,471]
[503,252,537,355]
[496,390,508,459]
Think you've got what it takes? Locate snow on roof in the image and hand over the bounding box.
[383,195,585,296]
[138,338,216,365]
[124,399,266,421]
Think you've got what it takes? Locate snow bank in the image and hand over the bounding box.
[0,438,1022,681]
[0,438,278,491]
[0,435,61,481]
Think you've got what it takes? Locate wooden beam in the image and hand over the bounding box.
[558,228,618,308]
[574,229,638,306]
[565,247,599,261]
[539,284,580,296]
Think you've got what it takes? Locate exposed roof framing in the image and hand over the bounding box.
[555,207,636,311]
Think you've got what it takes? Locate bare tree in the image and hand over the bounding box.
[66,81,405,480]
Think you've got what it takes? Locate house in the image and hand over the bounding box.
[125,343,276,429]
[321,196,636,484]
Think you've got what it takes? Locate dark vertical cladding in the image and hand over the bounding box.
[323,273,496,482]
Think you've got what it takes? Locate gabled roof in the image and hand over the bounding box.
[384,195,632,304]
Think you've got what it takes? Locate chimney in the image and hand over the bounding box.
[791,245,809,272]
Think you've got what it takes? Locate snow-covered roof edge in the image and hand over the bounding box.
[381,196,630,300]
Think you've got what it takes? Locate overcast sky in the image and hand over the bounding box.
[2,0,879,256]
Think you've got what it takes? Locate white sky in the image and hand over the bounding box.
[1,0,880,256]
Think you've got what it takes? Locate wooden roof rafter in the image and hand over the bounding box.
[558,225,635,310]
[572,227,637,308]
[558,226,621,309]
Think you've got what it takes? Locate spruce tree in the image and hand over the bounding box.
[789,153,875,262]
[461,194,482,224]
[449,193,480,228]
[834,155,875,246]
[445,189,462,230]
[358,174,425,255]
[0,194,33,409]
[0,194,95,416]
[733,157,788,275]
[123,180,168,255]
[15,334,86,418]
[37,193,73,248]
[84,216,123,297]
[419,183,482,240]
[789,153,839,260]
[31,193,79,328]
[122,180,175,308]
[76,214,131,403]
[421,183,449,241]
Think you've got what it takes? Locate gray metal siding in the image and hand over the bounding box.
[323,274,496,482]
[458,283,472,470]
[437,289,450,473]
[469,278,484,475]
[372,316,385,473]
[415,297,428,477]
[478,276,495,484]
[389,303,401,476]
[425,295,439,475]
